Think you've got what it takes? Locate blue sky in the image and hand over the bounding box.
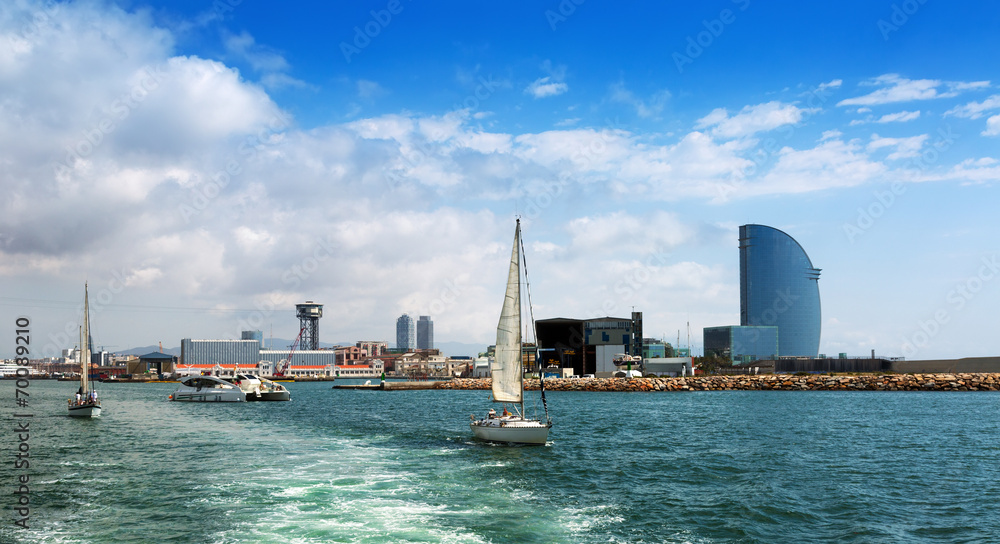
[1,0,998,359]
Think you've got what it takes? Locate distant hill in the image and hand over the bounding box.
[121,345,181,356]
[120,340,487,358]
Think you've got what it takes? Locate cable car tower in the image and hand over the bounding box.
[295,301,323,351]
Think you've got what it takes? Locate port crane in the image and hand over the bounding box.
[274,327,305,377]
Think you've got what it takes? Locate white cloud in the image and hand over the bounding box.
[224,31,289,72]
[750,138,887,195]
[566,211,692,255]
[876,110,920,123]
[913,158,1000,185]
[945,95,1000,119]
[525,77,568,98]
[837,74,989,106]
[867,134,929,160]
[984,115,1000,136]
[223,30,305,90]
[695,101,812,139]
[818,79,843,91]
[609,81,671,118]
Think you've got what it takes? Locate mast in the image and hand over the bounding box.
[518,218,548,424]
[491,219,523,405]
[81,283,90,393]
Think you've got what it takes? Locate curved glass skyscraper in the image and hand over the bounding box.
[739,224,821,357]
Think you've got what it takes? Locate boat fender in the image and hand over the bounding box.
[168,394,173,400]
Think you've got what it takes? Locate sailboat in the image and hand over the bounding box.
[68,283,101,418]
[470,219,551,445]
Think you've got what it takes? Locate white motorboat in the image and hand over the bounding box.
[229,373,291,401]
[68,283,101,418]
[471,219,551,445]
[169,375,246,402]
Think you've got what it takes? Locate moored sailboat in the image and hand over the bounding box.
[470,219,551,445]
[68,283,101,418]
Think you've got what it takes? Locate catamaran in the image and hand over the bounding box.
[470,219,551,445]
[68,283,101,417]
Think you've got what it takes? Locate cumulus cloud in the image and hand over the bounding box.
[223,30,305,90]
[3,0,999,357]
[749,138,887,195]
[984,115,1000,136]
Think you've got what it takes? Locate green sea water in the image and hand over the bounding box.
[2,379,999,543]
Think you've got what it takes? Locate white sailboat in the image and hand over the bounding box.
[68,283,101,417]
[471,219,551,445]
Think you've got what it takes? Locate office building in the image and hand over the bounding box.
[417,315,434,350]
[396,314,416,351]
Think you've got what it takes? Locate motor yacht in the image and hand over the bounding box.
[170,375,246,402]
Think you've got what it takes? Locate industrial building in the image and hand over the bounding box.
[535,312,643,376]
[178,337,338,375]
[179,300,345,377]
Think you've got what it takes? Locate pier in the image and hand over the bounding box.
[437,373,1000,392]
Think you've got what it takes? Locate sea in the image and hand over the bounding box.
[2,379,999,543]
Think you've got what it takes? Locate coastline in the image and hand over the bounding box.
[438,373,1000,392]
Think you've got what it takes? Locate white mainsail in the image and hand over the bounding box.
[491,221,522,404]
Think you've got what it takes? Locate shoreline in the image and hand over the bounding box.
[437,373,1000,392]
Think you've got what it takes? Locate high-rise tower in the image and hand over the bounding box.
[295,301,323,351]
[396,314,415,351]
[417,315,434,350]
[739,224,821,357]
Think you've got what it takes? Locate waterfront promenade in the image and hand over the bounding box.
[438,373,1000,392]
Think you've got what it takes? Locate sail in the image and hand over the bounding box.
[81,283,90,393]
[491,221,522,403]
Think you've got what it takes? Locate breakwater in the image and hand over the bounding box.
[437,373,1000,392]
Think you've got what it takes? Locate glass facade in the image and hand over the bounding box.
[396,314,415,350]
[739,224,821,357]
[180,339,261,366]
[584,318,634,354]
[417,316,434,349]
[703,326,779,363]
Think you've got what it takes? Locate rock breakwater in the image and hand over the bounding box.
[436,374,1000,392]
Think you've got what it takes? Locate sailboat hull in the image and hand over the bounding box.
[470,419,550,445]
[68,402,101,418]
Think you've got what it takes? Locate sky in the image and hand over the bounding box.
[1,0,998,360]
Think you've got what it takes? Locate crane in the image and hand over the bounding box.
[274,327,305,377]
